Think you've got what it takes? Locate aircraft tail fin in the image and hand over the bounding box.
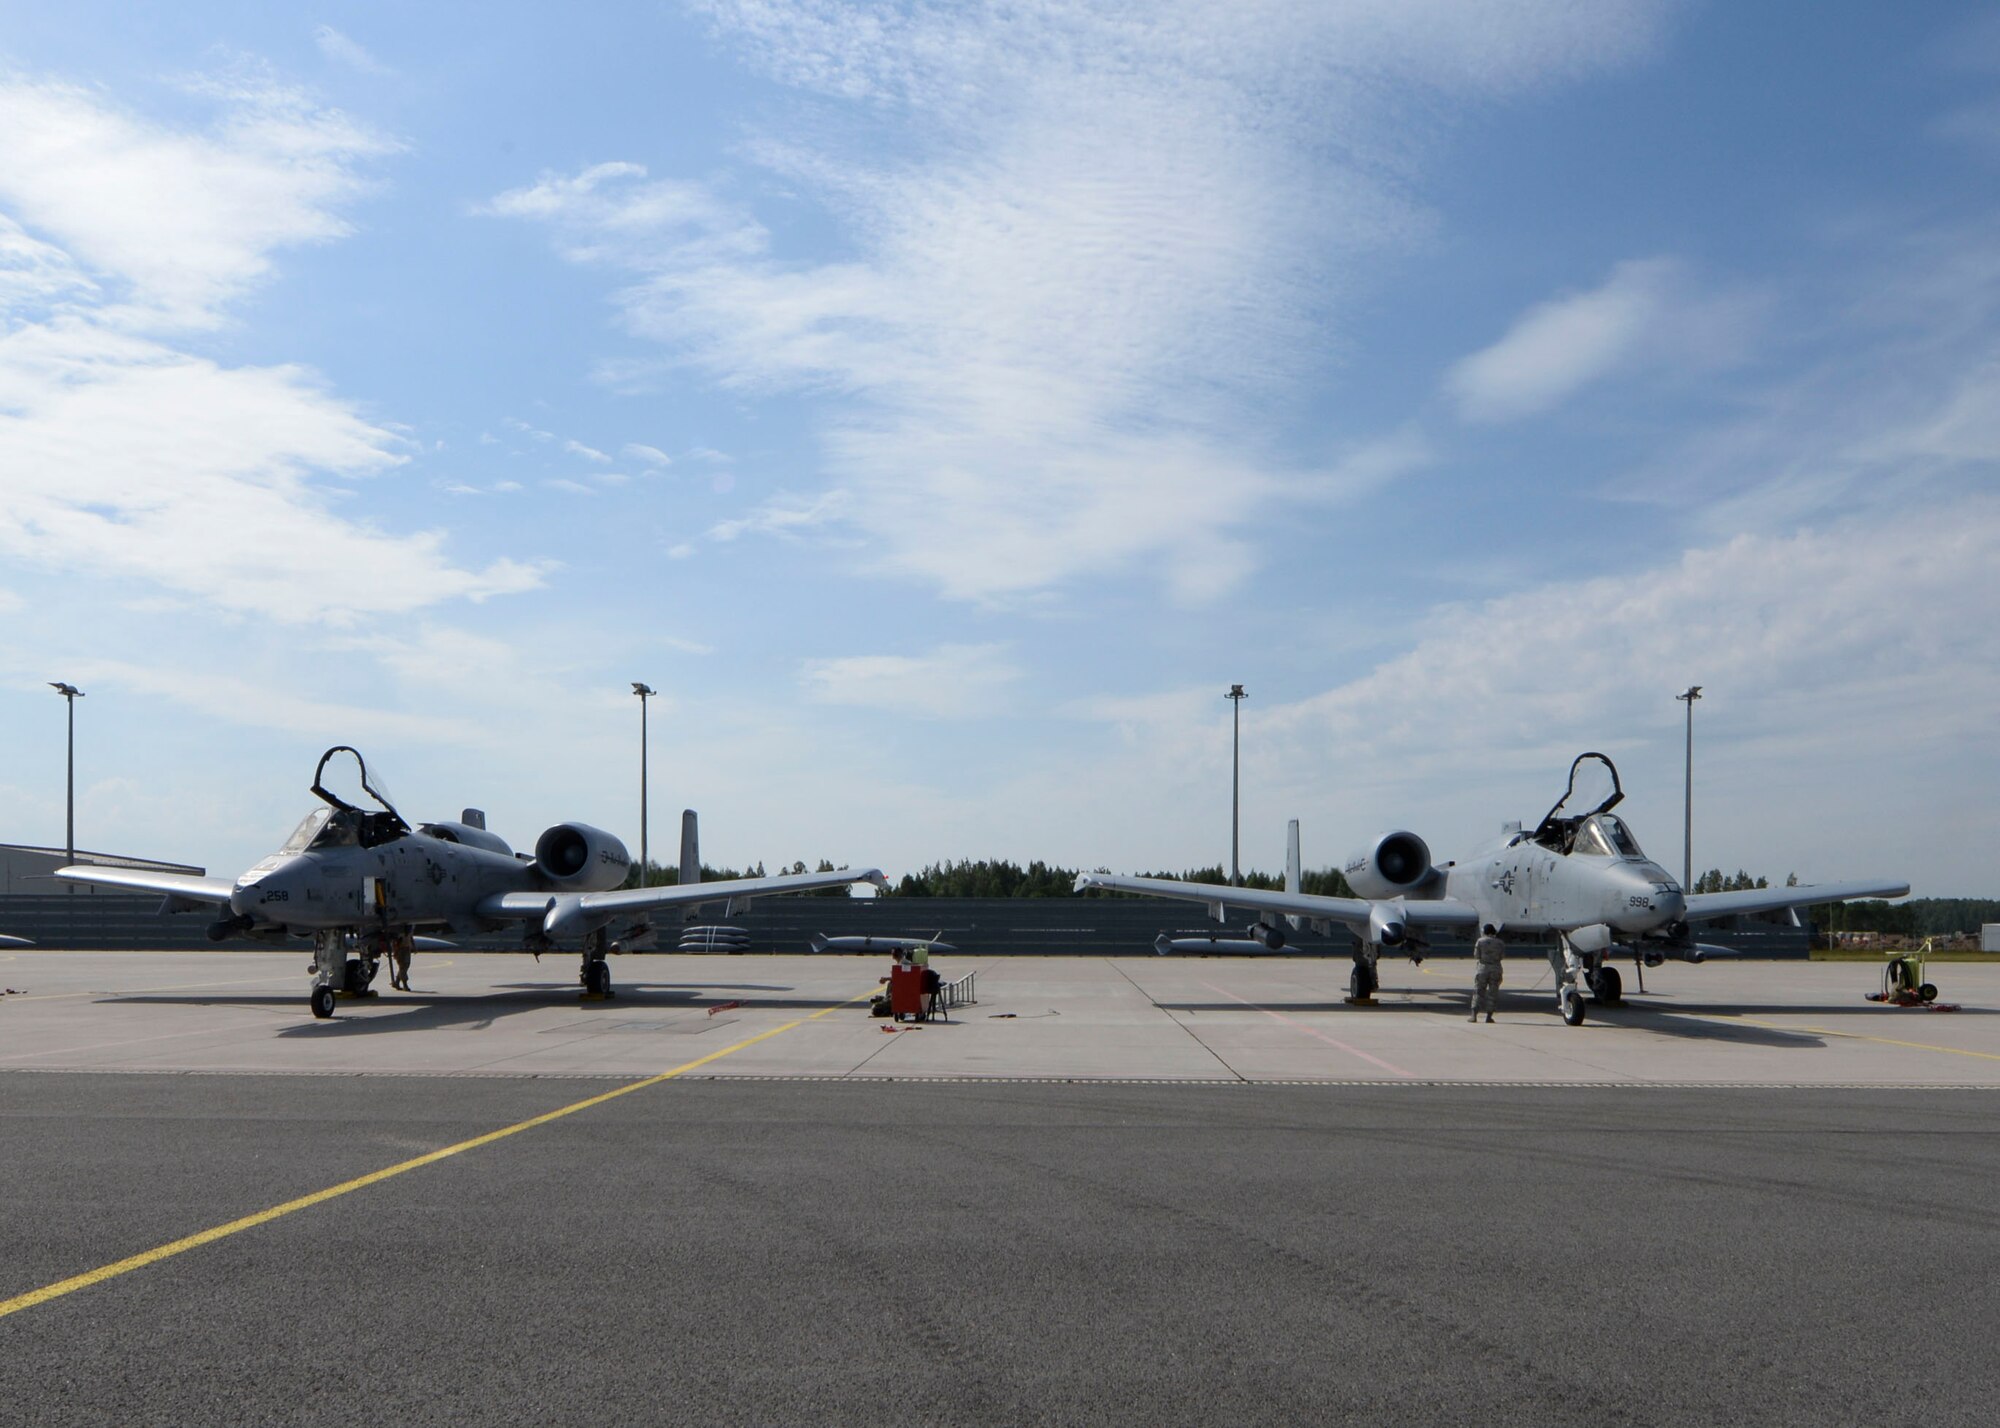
[809,932,830,954]
[679,810,699,887]
[1285,819,1303,931]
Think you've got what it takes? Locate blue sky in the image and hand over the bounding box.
[1,1,1995,895]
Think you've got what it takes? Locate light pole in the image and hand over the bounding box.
[632,683,656,886]
[1225,684,1247,886]
[49,682,83,881]
[1676,685,1702,891]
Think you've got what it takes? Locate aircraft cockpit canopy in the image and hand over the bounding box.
[281,807,333,853]
[309,746,411,849]
[1570,814,1645,859]
[1531,752,1627,855]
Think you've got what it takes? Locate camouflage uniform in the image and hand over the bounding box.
[1471,933,1505,1020]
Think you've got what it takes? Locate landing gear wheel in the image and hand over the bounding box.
[1347,960,1377,1000]
[584,961,612,997]
[1920,982,1939,1003]
[1559,987,1586,1026]
[310,985,337,1019]
[1592,966,1623,1005]
[341,958,378,994]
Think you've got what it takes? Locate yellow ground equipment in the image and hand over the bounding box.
[1865,940,1943,1007]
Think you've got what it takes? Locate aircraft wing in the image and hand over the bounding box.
[53,865,236,904]
[1072,873,1481,932]
[477,865,890,932]
[1682,880,1910,923]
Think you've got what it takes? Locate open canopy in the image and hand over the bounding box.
[1531,752,1625,854]
[307,746,410,847]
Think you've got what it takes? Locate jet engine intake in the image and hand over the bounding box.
[533,823,632,890]
[1248,921,1287,950]
[1344,831,1436,901]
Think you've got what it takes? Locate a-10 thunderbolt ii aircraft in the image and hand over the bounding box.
[1076,753,1909,1025]
[55,746,886,1019]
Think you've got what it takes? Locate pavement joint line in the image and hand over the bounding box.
[1105,959,1245,1082]
[0,989,872,1322]
[1198,978,1416,1079]
[6,972,298,1002]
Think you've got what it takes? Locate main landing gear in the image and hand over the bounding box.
[580,929,615,1000]
[1346,948,1379,1004]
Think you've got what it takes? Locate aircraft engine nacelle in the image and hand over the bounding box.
[533,823,631,890]
[1344,831,1436,901]
[1249,921,1287,950]
[1368,902,1407,947]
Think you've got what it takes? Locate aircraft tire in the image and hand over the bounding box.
[1348,960,1376,1000]
[585,961,610,997]
[1594,966,1623,1005]
[310,985,337,1019]
[1560,988,1586,1026]
[341,958,367,994]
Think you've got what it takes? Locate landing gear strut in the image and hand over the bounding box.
[1346,947,1379,1004]
[310,930,344,1018]
[580,929,615,1000]
[1550,938,1586,1026]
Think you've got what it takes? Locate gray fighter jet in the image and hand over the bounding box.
[1076,752,1908,1025]
[56,746,886,1018]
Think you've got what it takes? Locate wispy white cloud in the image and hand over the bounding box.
[564,438,610,462]
[802,642,1022,719]
[0,71,545,625]
[706,489,848,543]
[0,73,396,329]
[621,442,672,466]
[312,25,394,77]
[1444,258,1756,422]
[544,477,595,496]
[494,1,1675,604]
[1602,220,2000,531]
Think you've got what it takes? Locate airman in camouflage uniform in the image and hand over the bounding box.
[1471,924,1505,1023]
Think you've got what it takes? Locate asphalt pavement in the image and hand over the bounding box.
[2,1073,1995,1427]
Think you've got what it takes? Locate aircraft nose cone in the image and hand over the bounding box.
[232,858,299,918]
[1617,867,1682,929]
[229,876,265,918]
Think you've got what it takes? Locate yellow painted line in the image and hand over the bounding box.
[1731,1015,2000,1064]
[0,989,869,1321]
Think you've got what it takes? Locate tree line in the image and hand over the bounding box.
[888,858,1354,899]
[627,859,853,896]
